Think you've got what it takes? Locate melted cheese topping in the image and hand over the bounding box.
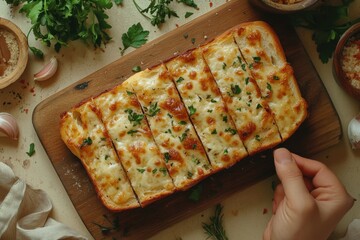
[60,101,139,211]
[233,23,307,140]
[128,64,212,190]
[201,31,281,155]
[165,48,248,170]
[94,81,175,206]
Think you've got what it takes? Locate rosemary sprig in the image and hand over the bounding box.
[202,204,229,240]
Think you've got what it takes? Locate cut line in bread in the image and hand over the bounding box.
[165,48,248,171]
[60,101,140,211]
[128,64,213,190]
[201,30,282,155]
[232,21,308,141]
[93,81,176,207]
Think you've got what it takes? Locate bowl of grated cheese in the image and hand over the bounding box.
[0,17,28,89]
[333,22,360,101]
[250,0,320,13]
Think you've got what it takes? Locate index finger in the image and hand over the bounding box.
[291,153,343,189]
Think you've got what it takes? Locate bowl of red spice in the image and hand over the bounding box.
[250,0,320,13]
[333,22,360,101]
[0,17,28,89]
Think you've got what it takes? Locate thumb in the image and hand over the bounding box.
[274,148,310,203]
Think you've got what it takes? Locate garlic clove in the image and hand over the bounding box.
[0,112,19,140]
[34,56,58,81]
[348,113,360,150]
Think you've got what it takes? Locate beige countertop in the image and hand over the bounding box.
[0,1,359,239]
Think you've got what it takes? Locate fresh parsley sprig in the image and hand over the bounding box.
[202,204,229,240]
[121,23,150,55]
[133,0,198,27]
[5,0,116,58]
[290,0,360,63]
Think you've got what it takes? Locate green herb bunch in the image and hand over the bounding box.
[290,0,360,63]
[133,0,198,27]
[5,0,120,58]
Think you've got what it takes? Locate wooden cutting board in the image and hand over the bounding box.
[33,1,342,239]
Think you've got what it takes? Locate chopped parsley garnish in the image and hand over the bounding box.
[176,77,185,83]
[267,83,272,92]
[164,152,171,163]
[80,137,92,148]
[210,99,217,103]
[167,113,173,118]
[256,104,263,109]
[237,56,242,64]
[185,11,193,18]
[125,109,144,126]
[179,129,190,142]
[222,62,227,70]
[253,56,261,63]
[207,109,213,113]
[231,84,241,95]
[183,33,189,39]
[188,105,196,116]
[211,129,217,134]
[137,168,145,173]
[105,155,110,160]
[165,129,172,134]
[236,107,242,112]
[178,121,186,125]
[191,38,196,44]
[148,102,160,116]
[193,158,201,165]
[126,90,135,95]
[224,149,228,154]
[273,75,280,80]
[241,63,246,71]
[152,168,158,174]
[159,167,167,176]
[192,144,197,149]
[255,135,261,141]
[249,63,254,69]
[225,128,237,135]
[222,115,228,123]
[127,129,138,136]
[26,143,36,157]
[245,77,249,85]
[187,171,193,179]
[132,65,142,72]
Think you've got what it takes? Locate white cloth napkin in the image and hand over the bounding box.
[0,162,88,240]
[339,219,360,240]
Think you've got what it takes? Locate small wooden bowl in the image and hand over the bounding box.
[250,0,320,13]
[333,23,360,101]
[0,17,28,89]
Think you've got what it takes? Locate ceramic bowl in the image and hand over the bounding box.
[333,22,360,101]
[250,0,320,13]
[0,17,28,89]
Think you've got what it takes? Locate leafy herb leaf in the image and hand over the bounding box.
[147,102,160,116]
[290,0,360,63]
[121,22,150,55]
[26,143,35,157]
[125,109,144,126]
[7,0,114,55]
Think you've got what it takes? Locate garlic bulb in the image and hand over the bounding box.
[348,113,360,150]
[0,112,19,140]
[34,56,58,81]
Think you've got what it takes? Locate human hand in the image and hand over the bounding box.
[263,148,354,240]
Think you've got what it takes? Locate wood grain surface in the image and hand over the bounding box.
[33,1,342,239]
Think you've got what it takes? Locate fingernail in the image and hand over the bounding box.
[274,148,293,164]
